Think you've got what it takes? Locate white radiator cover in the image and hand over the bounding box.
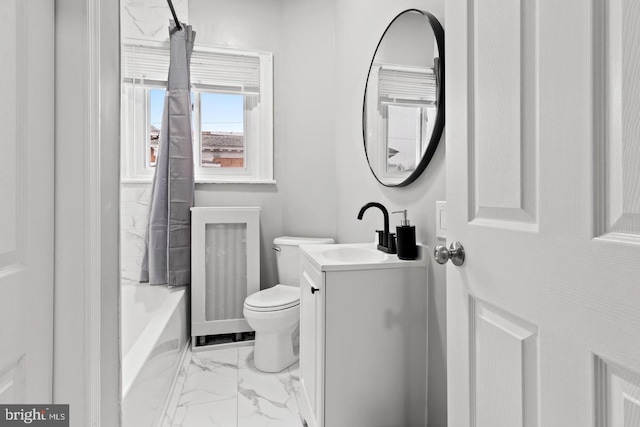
[191,207,260,338]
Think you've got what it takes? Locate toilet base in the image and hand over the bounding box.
[253,327,298,373]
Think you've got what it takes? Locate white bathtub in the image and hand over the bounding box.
[121,284,189,427]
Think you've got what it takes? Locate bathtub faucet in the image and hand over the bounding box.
[357,202,396,254]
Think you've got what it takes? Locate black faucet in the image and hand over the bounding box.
[357,202,397,254]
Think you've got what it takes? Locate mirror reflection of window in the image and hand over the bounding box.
[386,104,424,172]
[376,65,436,176]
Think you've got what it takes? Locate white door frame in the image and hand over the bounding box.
[54,0,120,426]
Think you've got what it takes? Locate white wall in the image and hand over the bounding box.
[278,0,337,240]
[333,2,447,426]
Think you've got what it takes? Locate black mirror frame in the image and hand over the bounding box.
[362,9,445,187]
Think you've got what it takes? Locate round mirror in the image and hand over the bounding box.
[363,10,444,187]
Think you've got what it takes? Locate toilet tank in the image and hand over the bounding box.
[274,236,334,286]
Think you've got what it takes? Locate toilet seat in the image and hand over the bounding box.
[244,285,300,312]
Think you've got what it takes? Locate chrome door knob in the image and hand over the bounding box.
[434,242,465,266]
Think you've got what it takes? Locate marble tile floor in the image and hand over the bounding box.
[161,345,304,427]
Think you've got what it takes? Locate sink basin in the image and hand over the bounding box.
[321,246,389,263]
[301,243,428,272]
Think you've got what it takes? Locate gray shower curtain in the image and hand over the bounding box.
[141,22,196,286]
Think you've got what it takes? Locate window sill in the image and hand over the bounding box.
[121,178,277,185]
[121,179,153,185]
[195,179,277,185]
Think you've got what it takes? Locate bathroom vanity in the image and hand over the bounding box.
[298,243,429,427]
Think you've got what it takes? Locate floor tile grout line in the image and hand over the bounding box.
[168,344,303,426]
[174,347,245,422]
[236,346,240,427]
[173,347,241,427]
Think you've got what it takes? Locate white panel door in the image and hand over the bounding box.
[0,0,54,403]
[446,0,640,426]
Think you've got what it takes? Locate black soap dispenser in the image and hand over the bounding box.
[392,210,418,260]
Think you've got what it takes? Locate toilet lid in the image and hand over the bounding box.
[244,285,300,311]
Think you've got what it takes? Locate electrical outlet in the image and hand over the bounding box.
[436,201,446,239]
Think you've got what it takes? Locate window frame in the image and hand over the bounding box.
[121,41,274,184]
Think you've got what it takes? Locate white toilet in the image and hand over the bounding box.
[243,236,334,372]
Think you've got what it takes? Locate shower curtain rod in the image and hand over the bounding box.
[166,0,182,31]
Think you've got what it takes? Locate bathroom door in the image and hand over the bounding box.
[0,0,54,403]
[446,0,640,426]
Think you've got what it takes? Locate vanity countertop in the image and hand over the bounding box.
[299,242,429,272]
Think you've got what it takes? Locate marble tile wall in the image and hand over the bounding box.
[121,183,152,284]
[162,346,304,427]
[122,0,189,42]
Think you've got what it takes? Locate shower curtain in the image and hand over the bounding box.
[141,21,196,286]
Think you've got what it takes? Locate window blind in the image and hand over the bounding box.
[377,65,436,105]
[122,44,261,93]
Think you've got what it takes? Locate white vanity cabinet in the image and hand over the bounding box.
[299,256,325,427]
[298,243,429,427]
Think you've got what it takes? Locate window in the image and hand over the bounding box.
[148,88,164,167]
[121,41,274,183]
[198,93,245,169]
